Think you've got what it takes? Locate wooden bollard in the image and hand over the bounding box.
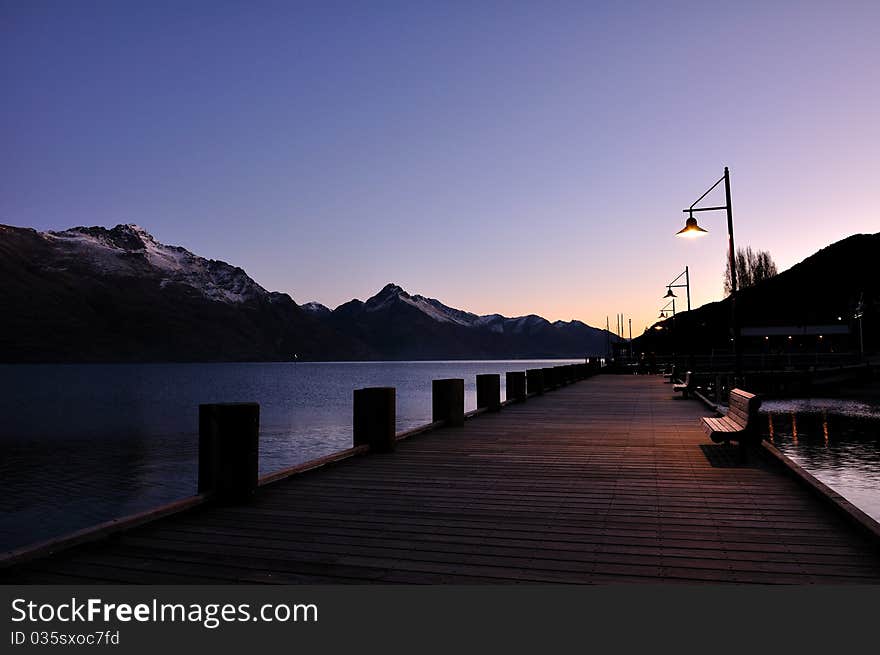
[506,371,526,402]
[433,378,464,426]
[526,368,544,395]
[353,387,396,452]
[476,373,501,412]
[561,365,572,385]
[198,402,259,503]
[542,367,556,390]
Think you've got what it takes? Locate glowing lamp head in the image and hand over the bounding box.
[676,214,708,238]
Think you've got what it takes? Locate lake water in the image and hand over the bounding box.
[760,398,880,524]
[0,360,579,551]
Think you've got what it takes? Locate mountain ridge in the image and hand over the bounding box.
[0,223,615,362]
[315,282,596,335]
[296,281,617,360]
[634,231,880,354]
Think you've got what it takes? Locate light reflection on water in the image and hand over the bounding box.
[762,405,880,524]
[0,360,578,552]
[762,398,880,420]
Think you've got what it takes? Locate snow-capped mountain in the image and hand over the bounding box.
[43,224,269,304]
[362,284,479,324]
[317,283,616,359]
[0,223,367,362]
[356,283,596,335]
[301,301,332,317]
[0,223,616,362]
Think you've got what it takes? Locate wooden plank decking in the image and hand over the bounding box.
[4,375,880,584]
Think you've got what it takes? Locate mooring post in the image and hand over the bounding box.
[526,368,545,395]
[506,371,527,402]
[198,402,260,503]
[540,367,551,390]
[433,378,465,426]
[542,367,556,390]
[476,373,501,412]
[353,387,396,452]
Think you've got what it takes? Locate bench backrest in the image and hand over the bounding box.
[683,371,692,386]
[727,388,761,430]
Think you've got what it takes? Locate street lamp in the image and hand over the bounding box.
[677,166,740,379]
[855,292,865,360]
[663,267,691,312]
[659,299,675,318]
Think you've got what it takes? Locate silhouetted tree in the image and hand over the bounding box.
[724,246,778,296]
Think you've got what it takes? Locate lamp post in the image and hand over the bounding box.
[676,166,741,380]
[855,293,865,361]
[665,267,693,368]
[664,267,691,312]
[658,300,678,370]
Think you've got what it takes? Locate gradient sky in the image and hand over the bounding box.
[2,1,878,335]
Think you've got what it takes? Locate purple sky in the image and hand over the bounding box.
[2,1,878,334]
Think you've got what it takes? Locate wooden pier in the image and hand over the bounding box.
[4,375,880,584]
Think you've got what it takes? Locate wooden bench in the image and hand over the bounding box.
[662,365,676,383]
[672,371,694,398]
[701,388,761,444]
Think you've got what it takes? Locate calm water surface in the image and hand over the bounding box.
[760,398,880,524]
[0,360,578,551]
